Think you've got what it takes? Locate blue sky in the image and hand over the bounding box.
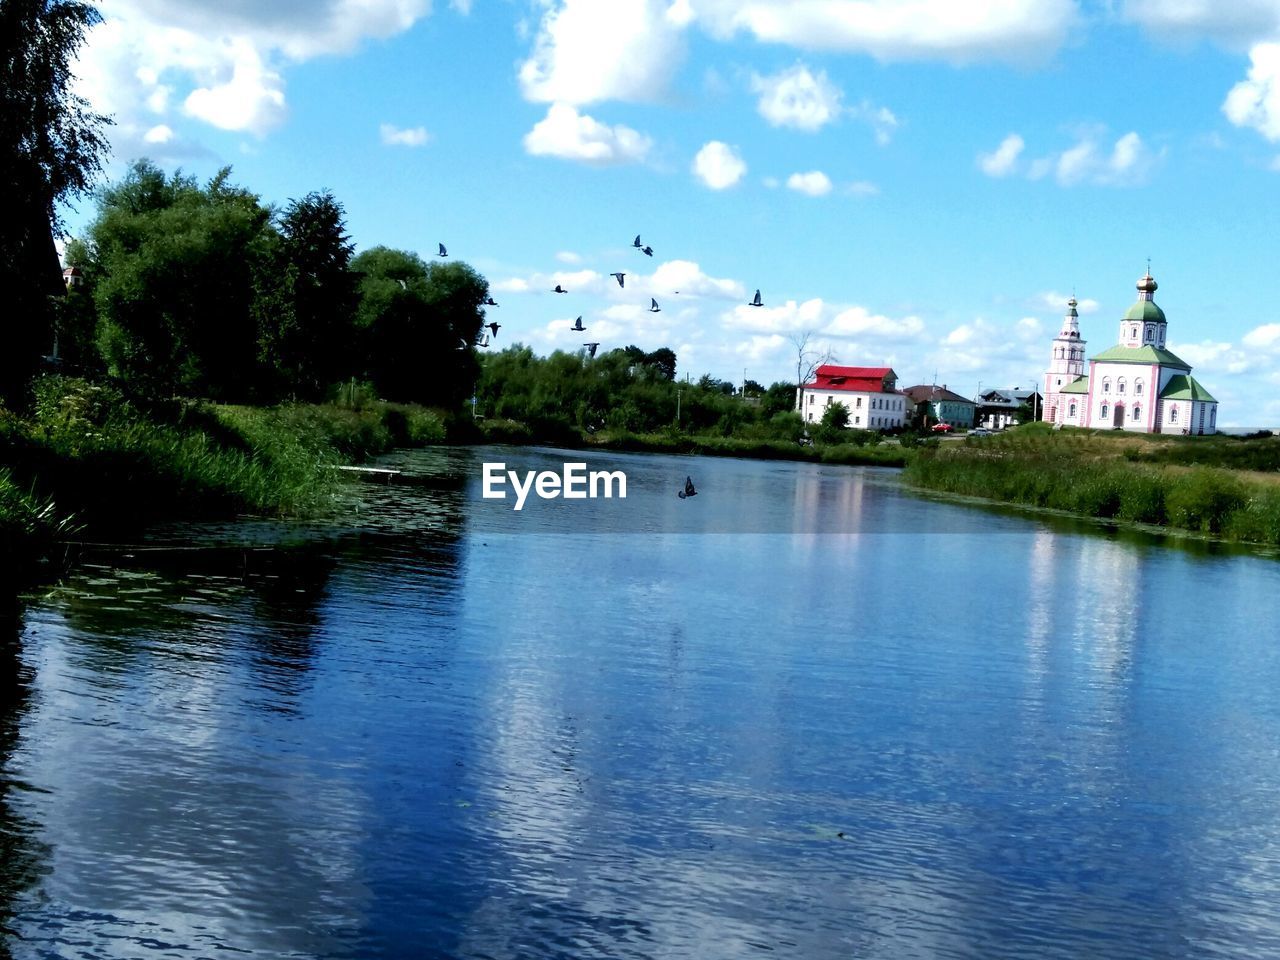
[65,0,1280,425]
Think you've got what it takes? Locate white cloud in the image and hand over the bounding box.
[721,296,925,349]
[692,140,747,189]
[826,306,925,339]
[1038,291,1100,313]
[518,0,688,105]
[694,0,1080,64]
[379,123,429,147]
[786,170,833,196]
[647,260,745,299]
[1243,322,1280,350]
[523,104,653,165]
[1170,339,1258,374]
[1046,131,1161,186]
[846,180,879,196]
[181,38,286,135]
[750,64,843,131]
[1123,1,1280,46]
[1224,43,1280,141]
[73,0,432,146]
[1016,316,1044,339]
[724,297,828,334]
[978,133,1025,176]
[852,100,900,144]
[555,251,583,264]
[143,124,174,144]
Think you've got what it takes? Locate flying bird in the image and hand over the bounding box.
[584,342,599,358]
[571,316,586,331]
[677,476,697,499]
[641,245,653,257]
[633,235,643,248]
[611,272,625,288]
[437,243,448,257]
[749,289,763,307]
[486,322,500,337]
[553,284,568,293]
[479,334,490,348]
[483,295,498,306]
[649,298,661,313]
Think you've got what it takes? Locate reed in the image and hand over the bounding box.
[904,433,1280,545]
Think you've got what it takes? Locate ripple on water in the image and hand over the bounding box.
[6,449,1280,958]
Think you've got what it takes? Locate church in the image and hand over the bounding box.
[1042,272,1219,434]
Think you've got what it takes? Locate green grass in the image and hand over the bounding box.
[904,429,1280,545]
[1,377,453,558]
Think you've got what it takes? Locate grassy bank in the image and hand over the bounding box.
[903,426,1280,545]
[473,417,915,467]
[0,377,451,568]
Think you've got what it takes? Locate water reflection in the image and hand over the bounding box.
[0,593,49,960]
[7,449,1280,958]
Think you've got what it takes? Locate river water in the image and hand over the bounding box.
[4,446,1280,959]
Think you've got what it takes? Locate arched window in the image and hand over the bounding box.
[1133,405,1142,421]
[1144,327,1153,342]
[1101,403,1109,419]
[1135,379,1144,396]
[1103,378,1112,393]
[1170,406,1178,423]
[1069,402,1077,417]
[1118,378,1127,394]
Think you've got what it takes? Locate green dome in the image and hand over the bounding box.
[1122,299,1166,323]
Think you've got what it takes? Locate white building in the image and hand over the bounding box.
[1043,272,1219,434]
[798,365,906,430]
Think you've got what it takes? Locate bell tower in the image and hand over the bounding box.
[1044,295,1087,423]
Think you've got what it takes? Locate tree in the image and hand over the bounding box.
[49,236,100,371]
[789,330,835,416]
[646,347,676,381]
[814,400,850,443]
[91,161,276,400]
[257,190,360,399]
[0,0,111,403]
[620,345,677,381]
[760,381,797,419]
[352,246,488,406]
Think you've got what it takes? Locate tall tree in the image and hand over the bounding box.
[0,0,111,404]
[92,161,276,400]
[352,246,488,406]
[257,190,360,399]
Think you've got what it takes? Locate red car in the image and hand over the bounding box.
[931,422,953,433]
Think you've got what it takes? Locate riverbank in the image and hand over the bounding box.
[0,377,452,576]
[903,425,1280,546]
[474,417,914,467]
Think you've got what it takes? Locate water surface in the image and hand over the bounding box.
[4,446,1280,959]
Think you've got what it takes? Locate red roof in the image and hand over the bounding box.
[804,364,897,394]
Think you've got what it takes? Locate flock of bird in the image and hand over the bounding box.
[439,233,765,359]
[439,236,757,499]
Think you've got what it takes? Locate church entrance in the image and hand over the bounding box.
[1113,403,1124,428]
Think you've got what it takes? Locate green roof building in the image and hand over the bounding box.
[1042,272,1219,434]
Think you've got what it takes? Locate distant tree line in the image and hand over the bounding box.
[45,161,490,406]
[476,345,804,440]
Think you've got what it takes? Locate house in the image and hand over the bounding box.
[976,387,1043,430]
[1043,273,1218,433]
[797,365,907,430]
[903,384,976,429]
